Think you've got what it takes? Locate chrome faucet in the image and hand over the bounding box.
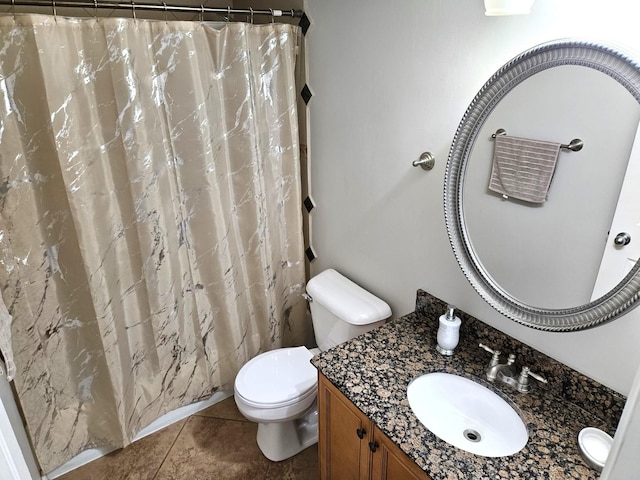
[479,343,548,393]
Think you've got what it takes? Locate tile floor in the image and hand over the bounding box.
[58,397,319,480]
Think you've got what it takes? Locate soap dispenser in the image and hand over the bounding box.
[436,305,461,356]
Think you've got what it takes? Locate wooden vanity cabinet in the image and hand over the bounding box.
[318,373,431,480]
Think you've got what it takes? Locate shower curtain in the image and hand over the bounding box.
[0,14,308,472]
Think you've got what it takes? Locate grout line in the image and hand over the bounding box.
[191,404,250,419]
[191,399,252,423]
[192,412,252,422]
[193,405,271,479]
[150,417,190,480]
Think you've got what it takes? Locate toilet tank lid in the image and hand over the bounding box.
[306,269,392,325]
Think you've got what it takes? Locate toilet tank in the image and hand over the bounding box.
[306,269,392,351]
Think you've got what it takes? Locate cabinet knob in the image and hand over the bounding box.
[368,441,379,452]
[356,428,366,439]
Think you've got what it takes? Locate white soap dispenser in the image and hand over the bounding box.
[436,304,461,356]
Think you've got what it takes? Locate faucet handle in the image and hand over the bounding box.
[525,367,547,384]
[516,366,548,392]
[478,343,499,354]
[479,343,501,366]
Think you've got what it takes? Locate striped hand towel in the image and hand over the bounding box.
[488,135,561,204]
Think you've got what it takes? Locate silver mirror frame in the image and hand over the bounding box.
[444,39,640,331]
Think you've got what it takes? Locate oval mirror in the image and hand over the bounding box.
[444,39,640,331]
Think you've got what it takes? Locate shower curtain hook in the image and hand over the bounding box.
[130,0,137,22]
[94,0,98,20]
[162,1,167,23]
[250,7,254,24]
[10,0,16,20]
[226,6,230,22]
[200,4,204,24]
[51,0,57,21]
[269,8,274,23]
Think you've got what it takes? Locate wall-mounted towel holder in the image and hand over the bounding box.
[490,128,584,152]
[412,151,435,170]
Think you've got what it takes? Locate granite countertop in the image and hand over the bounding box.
[311,291,625,480]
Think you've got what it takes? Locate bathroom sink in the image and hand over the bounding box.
[407,372,528,457]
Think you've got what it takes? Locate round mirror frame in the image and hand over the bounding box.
[444,39,640,331]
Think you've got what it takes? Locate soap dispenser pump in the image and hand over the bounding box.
[436,304,461,356]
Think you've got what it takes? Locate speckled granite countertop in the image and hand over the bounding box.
[311,290,626,480]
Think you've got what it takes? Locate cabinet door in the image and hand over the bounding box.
[318,373,370,480]
[370,425,431,480]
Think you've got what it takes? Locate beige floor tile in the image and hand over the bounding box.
[154,416,270,480]
[265,445,319,480]
[58,419,186,480]
[196,395,247,422]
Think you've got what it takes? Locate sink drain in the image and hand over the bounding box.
[463,429,482,443]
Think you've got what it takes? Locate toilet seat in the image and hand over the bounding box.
[235,346,317,408]
[236,381,317,410]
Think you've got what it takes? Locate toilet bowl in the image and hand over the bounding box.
[234,269,391,462]
[234,346,320,461]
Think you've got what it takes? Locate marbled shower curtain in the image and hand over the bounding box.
[0,14,308,473]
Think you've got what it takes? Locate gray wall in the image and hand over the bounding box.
[305,0,640,397]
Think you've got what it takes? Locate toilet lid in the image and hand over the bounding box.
[235,346,317,406]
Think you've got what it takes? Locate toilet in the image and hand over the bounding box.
[233,269,391,461]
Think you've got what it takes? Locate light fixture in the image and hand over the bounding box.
[484,0,534,16]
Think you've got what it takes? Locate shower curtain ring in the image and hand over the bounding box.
[131,0,136,21]
[269,8,274,23]
[200,4,204,23]
[51,0,57,20]
[226,6,230,22]
[94,0,98,19]
[162,1,167,23]
[250,7,254,24]
[10,0,15,19]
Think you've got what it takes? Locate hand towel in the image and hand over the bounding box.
[488,135,562,204]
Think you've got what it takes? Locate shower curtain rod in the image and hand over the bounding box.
[0,0,304,19]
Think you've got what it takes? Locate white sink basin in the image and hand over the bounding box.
[407,372,528,457]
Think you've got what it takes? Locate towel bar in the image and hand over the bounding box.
[490,128,583,152]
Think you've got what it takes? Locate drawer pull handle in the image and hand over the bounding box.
[356,428,366,439]
[369,441,379,452]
